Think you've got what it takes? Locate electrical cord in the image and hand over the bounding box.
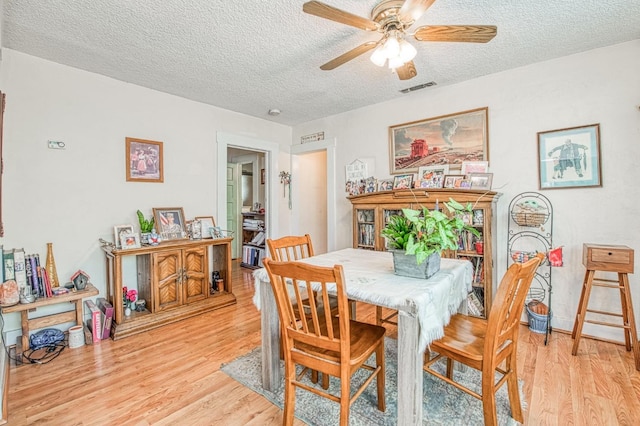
[0,311,67,365]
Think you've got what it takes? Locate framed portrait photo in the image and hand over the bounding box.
[443,174,466,189]
[468,173,493,190]
[195,216,216,239]
[120,231,141,250]
[126,137,164,183]
[417,165,450,188]
[114,224,135,249]
[153,207,187,241]
[537,123,602,189]
[389,107,488,174]
[392,174,414,190]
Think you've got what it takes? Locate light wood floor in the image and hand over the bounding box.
[5,261,640,425]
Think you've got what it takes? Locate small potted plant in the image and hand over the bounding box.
[137,210,155,244]
[381,198,481,278]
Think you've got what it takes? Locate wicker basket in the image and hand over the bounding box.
[511,210,549,227]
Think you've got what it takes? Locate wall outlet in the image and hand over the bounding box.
[48,140,66,149]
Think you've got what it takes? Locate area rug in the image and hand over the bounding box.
[221,338,522,425]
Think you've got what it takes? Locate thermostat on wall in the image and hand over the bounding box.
[48,140,66,149]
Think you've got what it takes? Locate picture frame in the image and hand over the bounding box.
[211,226,223,239]
[537,123,602,189]
[392,173,414,190]
[468,173,493,190]
[114,224,135,249]
[195,216,216,239]
[126,137,164,183]
[443,175,465,189]
[417,165,450,188]
[120,231,141,250]
[460,160,489,175]
[377,179,394,192]
[389,107,489,174]
[153,207,187,241]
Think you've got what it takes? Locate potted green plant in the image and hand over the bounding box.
[381,198,481,279]
[137,210,155,244]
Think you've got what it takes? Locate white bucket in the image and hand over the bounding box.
[68,325,84,348]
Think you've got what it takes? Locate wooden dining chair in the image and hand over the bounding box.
[263,258,386,426]
[423,253,544,426]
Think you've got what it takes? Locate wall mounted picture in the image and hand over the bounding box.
[392,174,413,190]
[113,224,135,249]
[417,165,449,188]
[460,160,489,175]
[537,123,602,189]
[389,107,489,174]
[468,173,493,190]
[126,137,164,183]
[153,207,187,240]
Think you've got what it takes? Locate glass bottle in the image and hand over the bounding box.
[45,242,60,288]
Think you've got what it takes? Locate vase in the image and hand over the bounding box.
[125,306,132,316]
[45,242,60,288]
[391,250,441,279]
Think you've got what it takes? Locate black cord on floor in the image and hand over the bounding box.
[0,311,67,365]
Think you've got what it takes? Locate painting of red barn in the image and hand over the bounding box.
[389,107,488,174]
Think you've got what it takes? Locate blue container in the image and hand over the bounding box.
[526,304,552,334]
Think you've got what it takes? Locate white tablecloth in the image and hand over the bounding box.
[253,248,472,352]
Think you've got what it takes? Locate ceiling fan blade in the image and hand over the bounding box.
[398,0,437,23]
[414,25,497,43]
[320,41,378,70]
[396,61,417,80]
[303,1,378,31]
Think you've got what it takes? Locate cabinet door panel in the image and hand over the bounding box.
[184,246,208,304]
[153,250,182,312]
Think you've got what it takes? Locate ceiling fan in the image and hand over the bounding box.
[303,0,497,80]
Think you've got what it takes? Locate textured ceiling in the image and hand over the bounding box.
[2,0,639,126]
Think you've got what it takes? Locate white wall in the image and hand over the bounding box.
[293,40,640,341]
[0,49,292,339]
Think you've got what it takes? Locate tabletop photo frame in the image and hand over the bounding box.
[468,173,493,190]
[114,224,135,249]
[537,123,602,189]
[195,216,216,239]
[153,207,187,241]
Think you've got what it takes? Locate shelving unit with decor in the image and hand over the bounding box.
[100,238,235,340]
[241,212,266,269]
[348,188,501,318]
[508,191,553,344]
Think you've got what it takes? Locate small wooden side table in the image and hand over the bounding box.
[1,284,99,356]
[572,244,639,370]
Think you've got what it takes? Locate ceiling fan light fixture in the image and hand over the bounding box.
[399,39,417,62]
[388,56,404,70]
[370,46,387,67]
[384,35,400,58]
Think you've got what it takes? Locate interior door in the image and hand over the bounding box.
[226,163,241,258]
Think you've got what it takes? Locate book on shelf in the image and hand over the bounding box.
[26,253,41,297]
[467,290,485,317]
[13,248,28,295]
[249,231,265,246]
[3,248,14,281]
[96,297,114,340]
[84,299,102,344]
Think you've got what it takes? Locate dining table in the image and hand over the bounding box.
[253,248,473,426]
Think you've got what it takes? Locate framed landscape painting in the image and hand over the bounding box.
[389,107,489,174]
[537,123,601,189]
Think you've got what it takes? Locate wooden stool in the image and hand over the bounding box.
[572,244,639,370]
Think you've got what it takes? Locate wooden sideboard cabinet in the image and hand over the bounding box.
[347,189,501,318]
[101,238,236,339]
